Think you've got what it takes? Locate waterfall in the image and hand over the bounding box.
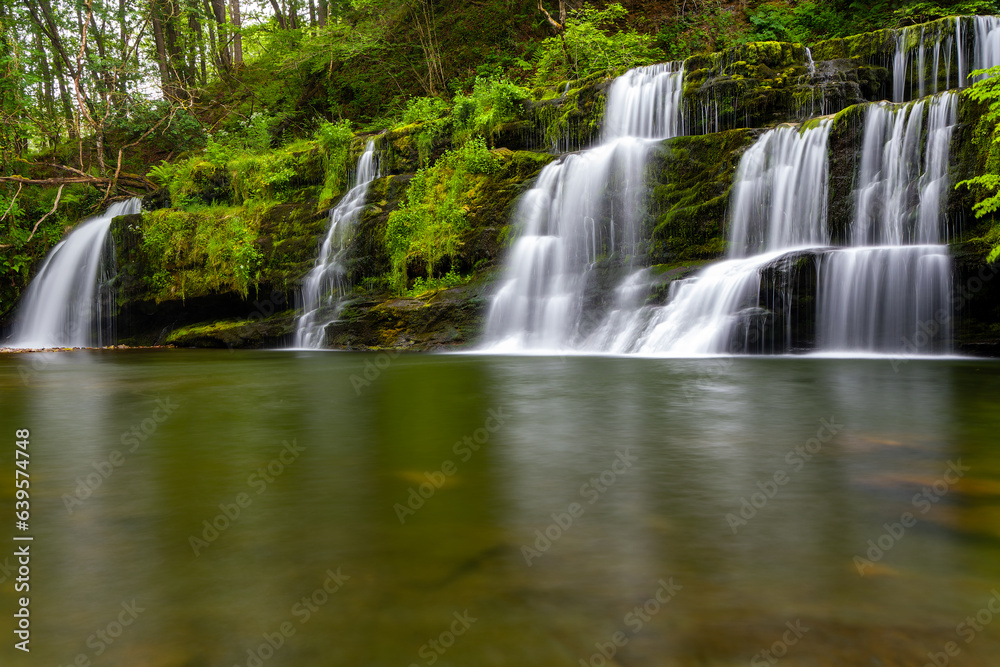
[852,95,961,245]
[974,15,1000,78]
[817,247,952,352]
[620,121,832,355]
[7,198,141,349]
[891,15,1000,101]
[482,63,685,351]
[294,140,381,349]
[816,91,957,353]
[727,122,832,257]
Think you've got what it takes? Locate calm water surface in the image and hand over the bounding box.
[1,350,999,666]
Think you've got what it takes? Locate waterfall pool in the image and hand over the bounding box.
[2,349,999,665]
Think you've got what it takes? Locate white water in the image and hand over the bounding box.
[891,15,1000,101]
[727,122,832,257]
[816,92,957,353]
[8,198,141,349]
[611,121,832,355]
[974,15,1000,79]
[818,246,952,352]
[294,140,381,349]
[853,92,957,245]
[483,63,685,351]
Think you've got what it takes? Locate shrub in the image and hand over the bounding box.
[534,3,664,85]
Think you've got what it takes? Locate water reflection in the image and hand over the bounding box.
[1,351,998,665]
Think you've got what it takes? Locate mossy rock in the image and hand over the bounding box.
[527,71,611,152]
[648,129,758,264]
[165,314,295,348]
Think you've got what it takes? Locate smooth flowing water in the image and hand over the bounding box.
[2,350,999,666]
[483,64,685,351]
[891,15,1000,102]
[6,198,141,349]
[817,92,958,353]
[601,121,833,355]
[294,140,381,349]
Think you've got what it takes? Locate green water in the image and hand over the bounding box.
[1,350,1000,666]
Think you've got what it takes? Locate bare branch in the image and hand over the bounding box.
[25,184,65,244]
[1,183,24,223]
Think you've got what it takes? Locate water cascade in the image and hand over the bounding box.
[816,92,957,353]
[619,121,833,355]
[7,198,141,349]
[482,63,685,351]
[891,15,1000,102]
[294,139,381,349]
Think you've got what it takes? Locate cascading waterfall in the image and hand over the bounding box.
[974,15,1000,77]
[619,121,833,355]
[853,94,958,245]
[482,63,685,351]
[817,92,957,353]
[817,247,952,352]
[891,15,1000,102]
[483,17,975,356]
[294,139,381,349]
[727,122,831,256]
[7,198,141,349]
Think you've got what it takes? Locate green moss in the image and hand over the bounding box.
[811,15,962,62]
[649,129,758,263]
[530,71,609,151]
[139,205,267,302]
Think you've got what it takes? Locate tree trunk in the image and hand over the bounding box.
[210,0,231,72]
[268,0,287,29]
[229,0,243,65]
[318,0,327,27]
[118,0,129,94]
[201,0,219,75]
[151,13,171,92]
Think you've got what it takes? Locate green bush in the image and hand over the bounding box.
[141,206,264,300]
[452,76,530,142]
[956,66,1000,262]
[384,138,499,292]
[746,3,805,42]
[316,120,356,206]
[534,3,664,85]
